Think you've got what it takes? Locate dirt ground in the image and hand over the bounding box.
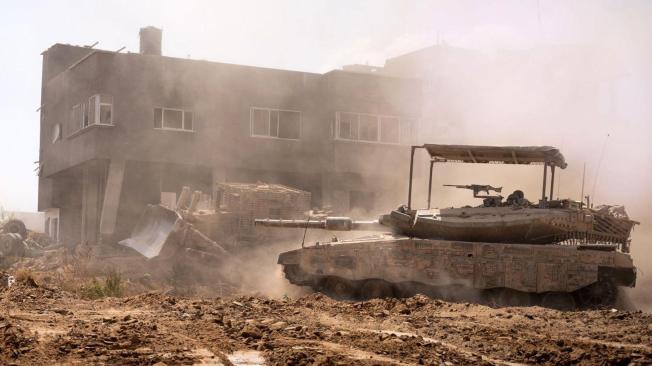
[1,277,651,366]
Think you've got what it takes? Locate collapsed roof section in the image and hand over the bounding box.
[421,144,568,169]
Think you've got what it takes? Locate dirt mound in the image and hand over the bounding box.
[52,314,199,365]
[0,280,66,309]
[0,317,37,364]
[0,280,650,365]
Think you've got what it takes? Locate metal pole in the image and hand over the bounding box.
[407,146,416,210]
[427,160,434,209]
[549,165,555,200]
[541,162,548,203]
[580,162,586,208]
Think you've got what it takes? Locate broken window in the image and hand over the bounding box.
[252,108,270,135]
[380,116,400,143]
[71,104,82,130]
[269,110,279,136]
[82,103,89,128]
[183,111,193,131]
[51,123,62,143]
[279,110,300,139]
[154,108,163,128]
[89,94,113,125]
[336,111,415,145]
[71,94,114,133]
[358,114,378,141]
[400,118,414,144]
[165,109,183,129]
[338,112,359,140]
[98,95,113,124]
[154,107,194,131]
[250,107,301,140]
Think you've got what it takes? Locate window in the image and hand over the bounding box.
[380,117,399,143]
[336,111,415,145]
[93,94,113,125]
[338,112,358,140]
[400,118,414,144]
[71,104,82,130]
[154,107,194,131]
[359,114,378,141]
[88,94,113,125]
[250,107,301,139]
[51,123,62,143]
[71,94,113,133]
[71,103,90,130]
[82,103,89,128]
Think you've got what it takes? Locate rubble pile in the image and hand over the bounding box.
[52,315,198,365]
[0,272,650,365]
[0,283,652,365]
[0,317,38,364]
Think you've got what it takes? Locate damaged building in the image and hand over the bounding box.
[38,27,422,245]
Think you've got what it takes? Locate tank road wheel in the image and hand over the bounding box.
[483,288,532,307]
[360,280,395,300]
[576,279,617,309]
[497,289,533,307]
[481,288,501,307]
[541,292,577,311]
[322,277,357,300]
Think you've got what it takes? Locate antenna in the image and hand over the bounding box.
[556,169,561,200]
[301,215,311,248]
[591,133,610,202]
[557,137,565,200]
[580,162,586,208]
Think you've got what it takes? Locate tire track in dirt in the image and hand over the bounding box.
[313,312,520,366]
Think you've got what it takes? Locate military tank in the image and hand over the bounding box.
[257,144,638,309]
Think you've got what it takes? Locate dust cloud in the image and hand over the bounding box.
[385,3,652,309]
[20,2,652,308]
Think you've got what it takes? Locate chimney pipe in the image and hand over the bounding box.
[139,26,162,56]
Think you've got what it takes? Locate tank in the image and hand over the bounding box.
[257,144,639,308]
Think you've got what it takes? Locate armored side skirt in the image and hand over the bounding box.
[278,237,636,294]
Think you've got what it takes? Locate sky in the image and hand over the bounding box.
[0,0,651,212]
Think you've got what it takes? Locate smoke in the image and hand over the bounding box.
[381,2,652,309]
[227,238,312,299]
[16,1,651,307]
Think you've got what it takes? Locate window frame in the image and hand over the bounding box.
[335,111,415,145]
[154,106,195,132]
[70,94,114,134]
[71,103,82,131]
[250,106,301,140]
[93,94,114,125]
[51,123,62,143]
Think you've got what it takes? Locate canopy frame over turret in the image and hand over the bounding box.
[408,144,568,210]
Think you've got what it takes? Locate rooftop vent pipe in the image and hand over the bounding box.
[139,26,162,56]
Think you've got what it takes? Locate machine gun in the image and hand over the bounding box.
[443,184,502,198]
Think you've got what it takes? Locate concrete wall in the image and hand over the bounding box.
[4,211,45,233]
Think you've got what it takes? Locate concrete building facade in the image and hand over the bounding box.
[38,28,422,245]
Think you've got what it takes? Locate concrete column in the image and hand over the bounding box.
[99,159,126,240]
[319,173,333,210]
[211,166,227,206]
[81,161,102,245]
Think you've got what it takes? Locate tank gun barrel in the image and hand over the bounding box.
[255,217,382,231]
